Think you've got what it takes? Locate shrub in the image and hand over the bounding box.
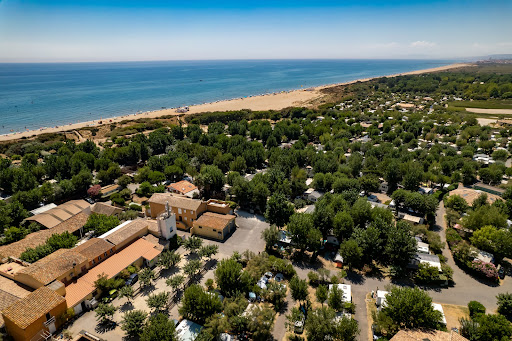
[446,228,462,247]
[308,271,320,285]
[471,260,498,281]
[129,203,142,211]
[468,300,486,318]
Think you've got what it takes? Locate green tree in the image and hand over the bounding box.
[497,293,512,322]
[375,286,443,335]
[414,263,441,283]
[261,225,280,250]
[444,195,469,213]
[196,165,225,197]
[289,276,308,303]
[139,267,156,288]
[71,169,93,194]
[179,284,222,324]
[214,258,254,297]
[265,193,294,227]
[468,301,486,318]
[244,305,275,341]
[118,285,135,304]
[184,259,202,278]
[327,285,344,312]
[198,244,219,261]
[95,303,116,323]
[147,292,170,313]
[333,211,354,242]
[183,236,203,253]
[306,306,359,341]
[384,222,417,267]
[286,213,314,252]
[462,314,512,341]
[157,250,182,269]
[121,310,147,338]
[339,239,363,270]
[461,205,507,231]
[166,275,185,292]
[117,174,132,188]
[316,285,328,305]
[140,313,178,341]
[264,281,287,311]
[83,213,120,235]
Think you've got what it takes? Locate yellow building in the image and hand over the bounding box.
[2,286,67,341]
[191,212,236,241]
[73,238,116,268]
[149,193,233,231]
[99,219,152,251]
[149,193,206,230]
[100,184,121,198]
[14,249,88,289]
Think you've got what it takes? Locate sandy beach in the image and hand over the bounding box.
[0,63,470,143]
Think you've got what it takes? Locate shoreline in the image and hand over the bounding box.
[0,63,470,143]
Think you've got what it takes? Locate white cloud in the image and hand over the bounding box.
[410,41,437,48]
[497,42,512,47]
[374,42,400,48]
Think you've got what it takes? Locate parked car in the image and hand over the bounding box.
[125,273,138,286]
[498,266,506,279]
[103,289,118,303]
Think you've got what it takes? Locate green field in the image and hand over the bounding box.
[449,100,512,109]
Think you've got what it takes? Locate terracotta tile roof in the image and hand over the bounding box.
[0,290,22,327]
[2,286,65,330]
[0,276,31,299]
[73,238,115,263]
[147,220,159,235]
[390,330,469,341]
[142,234,164,251]
[25,200,90,229]
[17,249,88,286]
[168,180,198,194]
[0,212,90,259]
[194,212,235,230]
[65,238,161,307]
[103,220,149,246]
[91,202,123,216]
[149,193,203,211]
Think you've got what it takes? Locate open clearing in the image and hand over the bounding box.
[466,108,512,115]
[441,304,469,331]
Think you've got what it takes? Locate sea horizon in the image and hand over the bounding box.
[0,59,457,135]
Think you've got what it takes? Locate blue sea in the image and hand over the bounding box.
[0,59,455,135]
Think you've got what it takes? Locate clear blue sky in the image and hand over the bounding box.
[0,0,510,62]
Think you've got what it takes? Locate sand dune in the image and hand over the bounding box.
[0,63,470,143]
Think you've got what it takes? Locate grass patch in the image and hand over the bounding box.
[449,100,512,110]
[441,304,469,331]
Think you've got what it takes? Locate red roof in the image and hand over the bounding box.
[167,180,197,194]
